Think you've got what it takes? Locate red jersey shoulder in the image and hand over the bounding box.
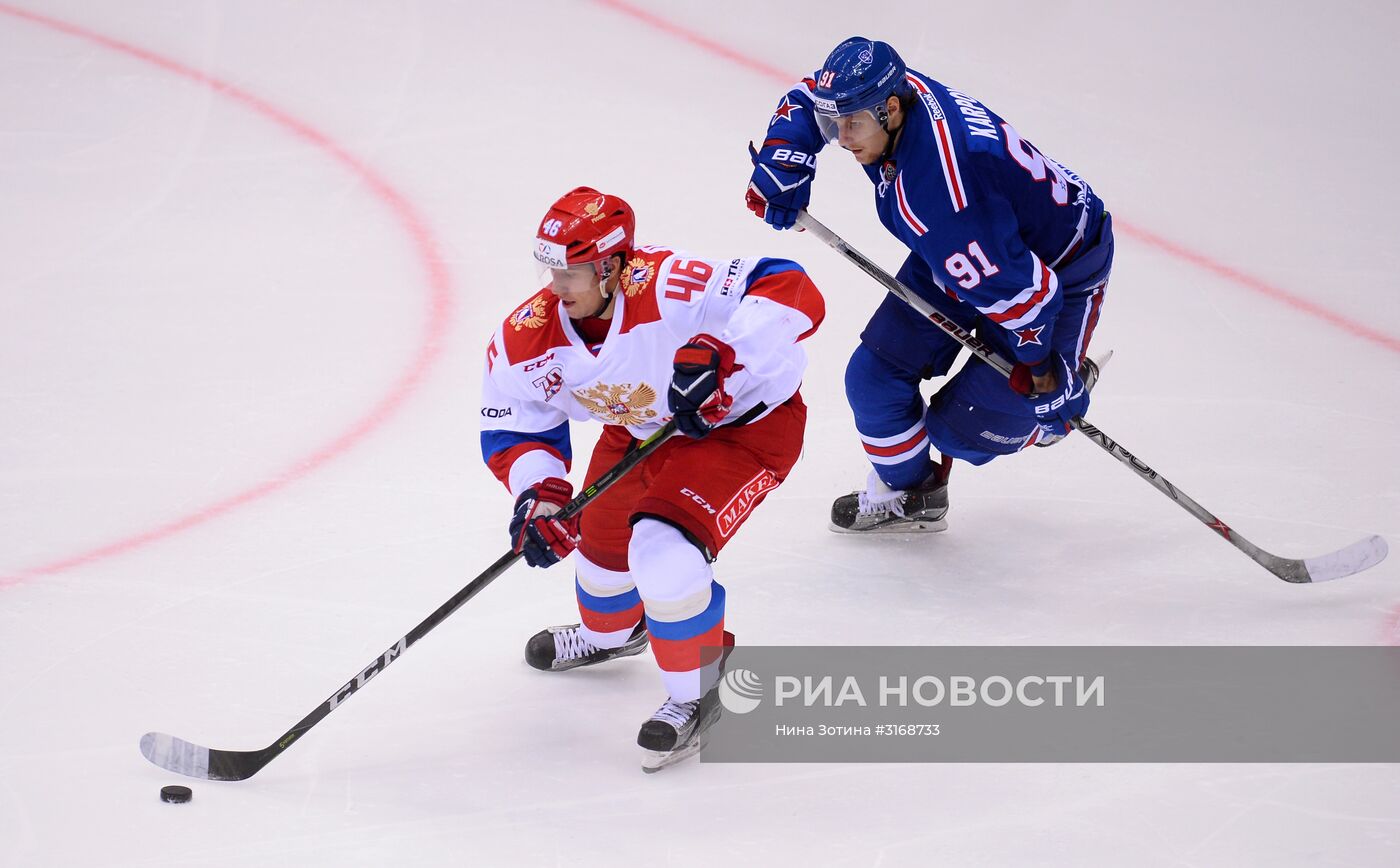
[500,287,569,364]
[617,246,674,335]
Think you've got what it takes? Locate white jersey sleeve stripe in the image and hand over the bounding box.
[894,173,929,236]
[1073,280,1109,363]
[992,265,1059,330]
[973,252,1059,330]
[976,261,1048,315]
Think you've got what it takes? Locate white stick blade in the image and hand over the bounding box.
[1304,535,1389,583]
[140,732,212,779]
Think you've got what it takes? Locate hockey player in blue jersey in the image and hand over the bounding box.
[746,37,1114,533]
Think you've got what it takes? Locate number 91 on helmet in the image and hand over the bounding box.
[810,37,913,146]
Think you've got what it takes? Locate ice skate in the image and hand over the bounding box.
[524,621,648,672]
[830,467,948,534]
[637,687,722,774]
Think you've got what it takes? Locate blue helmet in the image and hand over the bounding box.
[811,37,910,122]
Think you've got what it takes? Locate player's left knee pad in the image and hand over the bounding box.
[843,346,935,489]
[845,343,921,414]
[627,518,714,615]
[845,347,927,444]
[629,519,725,693]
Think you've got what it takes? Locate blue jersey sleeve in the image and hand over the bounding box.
[761,76,826,154]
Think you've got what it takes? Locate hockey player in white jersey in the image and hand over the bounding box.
[480,187,825,769]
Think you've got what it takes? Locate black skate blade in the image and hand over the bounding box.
[827,517,948,535]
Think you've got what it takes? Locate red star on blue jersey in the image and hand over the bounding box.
[771,96,801,124]
[1013,324,1045,347]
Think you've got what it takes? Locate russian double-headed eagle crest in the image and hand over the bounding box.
[510,296,549,331]
[573,382,659,426]
[621,256,655,297]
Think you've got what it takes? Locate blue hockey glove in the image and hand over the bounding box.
[509,477,579,568]
[668,334,740,438]
[746,140,816,230]
[1010,354,1090,434]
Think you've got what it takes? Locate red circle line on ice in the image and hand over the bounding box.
[0,4,454,587]
[591,0,1400,358]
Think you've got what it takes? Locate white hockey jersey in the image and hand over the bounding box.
[480,245,825,496]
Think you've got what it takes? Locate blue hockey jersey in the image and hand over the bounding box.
[765,70,1106,365]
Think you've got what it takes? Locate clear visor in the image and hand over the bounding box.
[536,259,605,294]
[815,107,883,145]
[533,237,605,291]
[532,232,621,287]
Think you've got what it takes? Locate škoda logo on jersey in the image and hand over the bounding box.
[717,468,779,538]
[510,296,549,331]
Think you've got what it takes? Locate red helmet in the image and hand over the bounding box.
[533,186,635,274]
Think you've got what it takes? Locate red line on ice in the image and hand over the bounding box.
[0,4,454,586]
[589,0,1400,358]
[589,0,795,82]
[1109,222,1400,355]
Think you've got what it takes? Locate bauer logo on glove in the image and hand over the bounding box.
[746,140,817,229]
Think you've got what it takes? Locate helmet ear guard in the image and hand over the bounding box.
[597,252,622,282]
[874,90,916,132]
[595,252,624,300]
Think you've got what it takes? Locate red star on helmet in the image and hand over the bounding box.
[771,96,801,124]
[1013,325,1045,347]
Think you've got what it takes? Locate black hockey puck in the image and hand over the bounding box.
[160,785,192,804]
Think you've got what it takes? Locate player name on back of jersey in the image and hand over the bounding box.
[944,88,1000,140]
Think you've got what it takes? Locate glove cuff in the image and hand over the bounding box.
[518,476,573,509]
[1028,354,1057,378]
[684,334,737,373]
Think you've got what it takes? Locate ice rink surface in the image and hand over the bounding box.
[2,1,1399,864]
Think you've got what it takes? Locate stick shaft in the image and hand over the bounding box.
[796,210,1379,583]
[143,423,679,779]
